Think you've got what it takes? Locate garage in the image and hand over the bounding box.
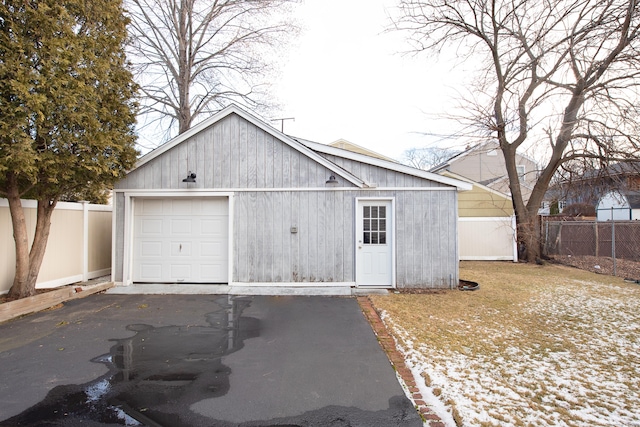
[132,198,229,283]
[113,104,470,290]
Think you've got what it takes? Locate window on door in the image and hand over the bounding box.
[363,205,387,245]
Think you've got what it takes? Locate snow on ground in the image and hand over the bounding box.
[381,280,640,426]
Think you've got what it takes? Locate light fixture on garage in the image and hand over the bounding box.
[326,175,338,185]
[183,172,196,183]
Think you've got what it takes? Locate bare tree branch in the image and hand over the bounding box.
[392,0,640,261]
[126,0,298,143]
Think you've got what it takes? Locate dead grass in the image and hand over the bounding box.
[371,261,640,427]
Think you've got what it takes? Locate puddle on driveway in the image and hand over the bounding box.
[0,296,259,426]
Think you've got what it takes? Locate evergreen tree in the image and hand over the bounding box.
[0,0,138,298]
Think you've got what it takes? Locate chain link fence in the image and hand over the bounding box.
[543,218,640,276]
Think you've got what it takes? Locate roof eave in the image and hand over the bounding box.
[301,140,473,191]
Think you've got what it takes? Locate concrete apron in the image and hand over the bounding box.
[107,284,390,296]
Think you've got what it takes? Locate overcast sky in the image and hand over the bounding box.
[272,0,470,161]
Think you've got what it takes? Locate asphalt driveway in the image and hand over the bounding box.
[0,294,422,426]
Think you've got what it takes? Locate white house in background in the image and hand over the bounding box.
[112,104,471,292]
[597,190,640,221]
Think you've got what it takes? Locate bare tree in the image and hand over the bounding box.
[127,0,296,142]
[402,146,460,170]
[393,0,640,261]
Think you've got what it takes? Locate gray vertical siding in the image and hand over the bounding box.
[232,189,458,287]
[233,191,354,283]
[394,190,458,288]
[116,114,357,190]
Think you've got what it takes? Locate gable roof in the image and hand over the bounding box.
[430,140,539,173]
[130,104,472,191]
[439,170,511,200]
[131,104,367,188]
[579,161,640,181]
[297,138,472,191]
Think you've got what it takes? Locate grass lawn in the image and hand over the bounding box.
[370,261,640,427]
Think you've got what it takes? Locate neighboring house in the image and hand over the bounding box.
[596,190,640,221]
[544,161,640,214]
[431,141,538,204]
[439,171,517,261]
[112,104,471,292]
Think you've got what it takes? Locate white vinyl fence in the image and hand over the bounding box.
[459,216,518,261]
[1,199,112,293]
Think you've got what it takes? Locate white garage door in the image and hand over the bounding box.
[133,198,229,283]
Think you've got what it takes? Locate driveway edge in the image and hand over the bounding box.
[357,296,445,427]
[0,282,114,324]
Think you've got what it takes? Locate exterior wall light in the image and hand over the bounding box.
[326,175,338,185]
[183,172,196,183]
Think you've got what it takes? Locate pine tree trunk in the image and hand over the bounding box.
[7,175,58,299]
[6,176,32,299]
[26,200,57,290]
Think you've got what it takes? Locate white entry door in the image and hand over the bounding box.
[133,198,228,283]
[356,199,394,287]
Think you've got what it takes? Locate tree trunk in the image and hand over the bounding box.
[517,210,542,263]
[7,180,58,299]
[26,200,57,289]
[6,175,32,299]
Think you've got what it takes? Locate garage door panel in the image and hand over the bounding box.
[140,264,162,280]
[171,264,191,280]
[171,219,192,234]
[170,242,192,256]
[201,218,226,235]
[141,241,163,257]
[201,264,224,278]
[201,199,227,214]
[133,198,229,283]
[201,241,225,257]
[141,199,164,215]
[140,218,163,235]
[171,199,193,215]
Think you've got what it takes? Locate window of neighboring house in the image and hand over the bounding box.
[558,201,566,212]
[516,165,526,180]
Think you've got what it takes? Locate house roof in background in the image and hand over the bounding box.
[430,140,540,173]
[429,141,496,173]
[580,161,640,180]
[328,139,398,162]
[439,171,511,200]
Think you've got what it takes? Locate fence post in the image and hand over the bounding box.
[82,201,89,281]
[513,215,518,262]
[594,220,599,258]
[611,207,616,276]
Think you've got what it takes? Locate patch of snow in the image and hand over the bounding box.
[379,280,640,426]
